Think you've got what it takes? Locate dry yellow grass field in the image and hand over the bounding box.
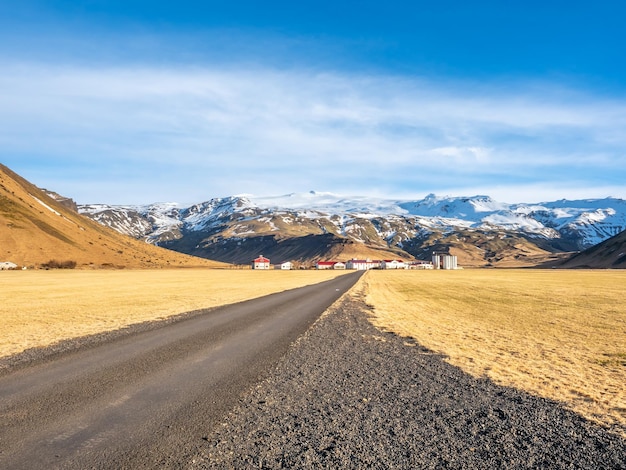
[0,269,348,358]
[363,269,626,434]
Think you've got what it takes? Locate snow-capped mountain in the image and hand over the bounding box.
[396,194,626,247]
[78,192,626,266]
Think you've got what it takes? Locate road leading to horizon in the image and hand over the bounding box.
[0,271,363,469]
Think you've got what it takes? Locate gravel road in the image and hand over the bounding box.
[191,296,626,469]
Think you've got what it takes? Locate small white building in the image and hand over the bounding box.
[408,261,434,270]
[0,261,18,270]
[275,261,293,270]
[381,259,406,270]
[252,255,271,270]
[432,253,458,270]
[346,259,380,270]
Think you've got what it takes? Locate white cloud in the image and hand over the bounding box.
[430,146,492,163]
[1,61,625,203]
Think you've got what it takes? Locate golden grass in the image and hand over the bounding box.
[0,269,348,358]
[363,269,626,434]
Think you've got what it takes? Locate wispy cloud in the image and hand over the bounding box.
[1,62,625,203]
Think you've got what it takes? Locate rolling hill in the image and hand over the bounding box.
[0,164,223,269]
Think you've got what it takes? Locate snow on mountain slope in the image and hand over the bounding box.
[252,191,409,217]
[516,198,626,247]
[180,196,259,231]
[398,194,510,217]
[79,202,183,242]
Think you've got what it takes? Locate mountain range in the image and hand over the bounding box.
[2,161,624,269]
[78,191,626,268]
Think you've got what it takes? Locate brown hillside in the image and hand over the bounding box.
[559,229,626,269]
[0,164,224,269]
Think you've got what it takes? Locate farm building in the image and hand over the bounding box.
[432,253,458,270]
[381,259,406,270]
[408,261,434,270]
[316,261,346,270]
[252,255,271,270]
[0,261,18,270]
[346,259,380,270]
[275,261,293,270]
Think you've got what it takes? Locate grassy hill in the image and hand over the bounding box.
[0,164,224,269]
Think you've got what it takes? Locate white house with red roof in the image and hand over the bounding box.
[252,255,271,270]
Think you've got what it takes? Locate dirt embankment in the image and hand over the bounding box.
[192,297,626,469]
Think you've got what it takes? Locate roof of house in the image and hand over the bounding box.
[254,256,270,262]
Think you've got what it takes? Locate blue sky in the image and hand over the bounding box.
[1,1,625,204]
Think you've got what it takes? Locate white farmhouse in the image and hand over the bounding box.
[252,255,271,270]
[381,259,406,270]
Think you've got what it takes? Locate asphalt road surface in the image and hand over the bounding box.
[0,272,362,469]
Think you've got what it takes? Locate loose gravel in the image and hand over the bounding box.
[191,296,626,469]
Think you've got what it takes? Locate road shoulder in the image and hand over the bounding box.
[192,295,626,469]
